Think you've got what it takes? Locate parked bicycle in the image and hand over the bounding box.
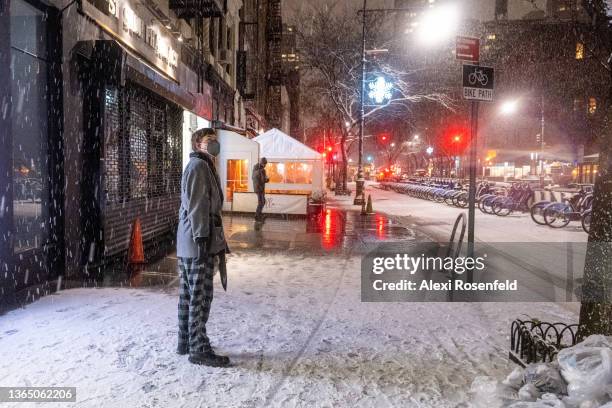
[491,183,533,216]
[543,188,593,228]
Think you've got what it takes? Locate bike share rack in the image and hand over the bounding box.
[446,213,466,261]
[509,319,578,367]
[446,213,467,301]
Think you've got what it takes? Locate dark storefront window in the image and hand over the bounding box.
[10,0,49,254]
[103,83,182,205]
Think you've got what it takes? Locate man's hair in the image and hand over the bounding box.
[191,128,216,151]
[260,157,267,165]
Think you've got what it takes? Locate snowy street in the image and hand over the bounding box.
[0,213,578,408]
[338,182,588,244]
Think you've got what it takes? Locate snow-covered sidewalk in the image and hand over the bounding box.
[0,252,577,408]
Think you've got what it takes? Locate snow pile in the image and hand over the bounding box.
[471,335,612,408]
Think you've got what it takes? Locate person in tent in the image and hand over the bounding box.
[176,128,230,367]
[252,157,270,222]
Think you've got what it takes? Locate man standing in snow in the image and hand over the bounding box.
[176,128,230,367]
[252,157,269,222]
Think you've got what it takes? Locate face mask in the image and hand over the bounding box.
[207,140,221,157]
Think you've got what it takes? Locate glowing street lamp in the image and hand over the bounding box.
[414,3,460,46]
[500,99,519,115]
[368,76,393,104]
[426,146,434,155]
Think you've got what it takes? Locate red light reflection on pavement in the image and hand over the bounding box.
[376,213,385,238]
[322,209,336,249]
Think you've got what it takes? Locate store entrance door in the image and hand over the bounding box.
[5,0,63,307]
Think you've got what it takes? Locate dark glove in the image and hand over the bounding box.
[195,237,208,258]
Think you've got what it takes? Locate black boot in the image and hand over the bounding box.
[188,351,231,367]
[176,345,188,355]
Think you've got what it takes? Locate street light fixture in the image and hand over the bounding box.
[415,3,460,45]
[500,99,519,115]
[426,146,434,155]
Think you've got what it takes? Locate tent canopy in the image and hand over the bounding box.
[253,128,321,160]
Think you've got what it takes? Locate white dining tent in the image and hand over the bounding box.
[253,128,324,194]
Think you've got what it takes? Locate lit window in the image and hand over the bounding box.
[266,162,313,184]
[573,98,582,111]
[487,34,496,40]
[576,42,584,60]
[226,159,249,201]
[588,97,597,114]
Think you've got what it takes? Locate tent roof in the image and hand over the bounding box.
[253,128,321,160]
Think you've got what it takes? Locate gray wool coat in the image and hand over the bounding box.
[176,152,224,258]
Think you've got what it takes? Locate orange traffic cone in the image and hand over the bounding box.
[128,218,145,264]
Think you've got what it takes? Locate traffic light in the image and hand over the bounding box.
[378,132,391,145]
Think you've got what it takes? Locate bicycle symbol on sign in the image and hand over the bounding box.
[468,69,488,86]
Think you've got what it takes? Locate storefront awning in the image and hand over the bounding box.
[124,52,195,112]
[76,40,196,112]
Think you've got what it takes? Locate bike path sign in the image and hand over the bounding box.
[462,64,494,102]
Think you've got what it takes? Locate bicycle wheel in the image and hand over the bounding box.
[478,194,493,213]
[530,202,549,225]
[582,210,592,234]
[483,196,499,214]
[544,204,571,228]
[455,193,468,208]
[493,199,512,216]
[444,192,455,206]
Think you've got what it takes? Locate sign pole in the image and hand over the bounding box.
[457,36,490,284]
[467,97,478,283]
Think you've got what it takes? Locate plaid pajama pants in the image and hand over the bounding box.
[178,255,215,354]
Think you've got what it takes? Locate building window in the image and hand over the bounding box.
[573,98,582,112]
[576,42,584,60]
[588,97,597,114]
[209,18,216,56]
[218,17,224,53]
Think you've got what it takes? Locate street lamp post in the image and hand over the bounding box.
[352,2,458,204]
[354,0,368,206]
